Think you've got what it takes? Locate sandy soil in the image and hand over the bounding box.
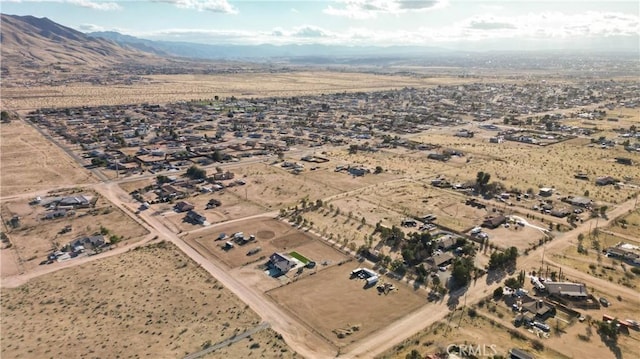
[267,263,426,350]
[409,132,638,205]
[379,311,563,359]
[224,163,344,209]
[1,241,296,358]
[0,192,148,275]
[0,120,95,197]
[208,328,297,359]
[1,72,475,110]
[184,218,348,270]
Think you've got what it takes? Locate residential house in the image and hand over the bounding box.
[615,157,633,165]
[545,281,589,301]
[57,195,92,209]
[185,210,207,225]
[565,196,592,208]
[509,348,535,359]
[269,252,298,273]
[428,252,454,269]
[521,298,556,319]
[212,171,234,180]
[348,167,368,177]
[174,201,195,213]
[595,176,618,186]
[482,215,507,229]
[71,235,105,249]
[538,188,554,197]
[606,244,640,265]
[427,153,450,162]
[437,235,457,251]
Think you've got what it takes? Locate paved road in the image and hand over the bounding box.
[183,322,271,359]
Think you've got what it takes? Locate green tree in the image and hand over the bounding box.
[451,257,474,288]
[156,175,170,184]
[212,150,224,162]
[406,349,422,359]
[476,171,491,194]
[186,165,207,180]
[0,110,9,122]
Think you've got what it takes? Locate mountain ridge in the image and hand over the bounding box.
[0,13,164,78]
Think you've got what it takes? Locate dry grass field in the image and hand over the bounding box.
[325,146,469,179]
[224,163,344,209]
[0,120,95,197]
[555,232,640,290]
[550,209,640,291]
[607,208,640,239]
[379,312,565,359]
[207,328,297,359]
[1,72,475,110]
[353,180,484,231]
[267,263,425,349]
[1,241,296,358]
[563,107,639,131]
[0,192,148,275]
[410,132,639,204]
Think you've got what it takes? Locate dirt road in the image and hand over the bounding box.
[339,196,639,358]
[2,165,637,359]
[96,182,337,359]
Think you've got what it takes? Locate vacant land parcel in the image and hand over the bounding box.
[0,120,95,197]
[1,72,474,109]
[1,241,295,358]
[267,264,425,349]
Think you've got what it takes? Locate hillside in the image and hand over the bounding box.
[0,14,163,79]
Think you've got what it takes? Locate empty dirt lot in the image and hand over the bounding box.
[1,72,475,110]
[0,120,95,197]
[267,263,425,350]
[1,241,297,358]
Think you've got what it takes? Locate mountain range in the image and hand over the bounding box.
[88,30,451,62]
[0,14,164,78]
[2,13,638,80]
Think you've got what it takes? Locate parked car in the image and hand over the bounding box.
[599,297,610,307]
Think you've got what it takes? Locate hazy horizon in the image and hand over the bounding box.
[2,0,639,52]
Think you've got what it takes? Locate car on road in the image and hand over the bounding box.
[599,297,610,307]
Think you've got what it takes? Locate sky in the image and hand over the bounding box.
[2,0,639,51]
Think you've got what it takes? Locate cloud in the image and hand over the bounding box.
[155,0,237,14]
[290,8,299,13]
[291,25,330,38]
[78,23,106,31]
[67,0,122,11]
[323,0,447,19]
[468,20,516,30]
[133,11,639,48]
[5,0,121,10]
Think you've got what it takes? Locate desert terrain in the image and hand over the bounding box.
[0,120,96,197]
[1,241,296,358]
[1,72,476,110]
[1,54,638,359]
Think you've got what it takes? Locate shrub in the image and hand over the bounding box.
[531,339,544,351]
[468,308,478,318]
